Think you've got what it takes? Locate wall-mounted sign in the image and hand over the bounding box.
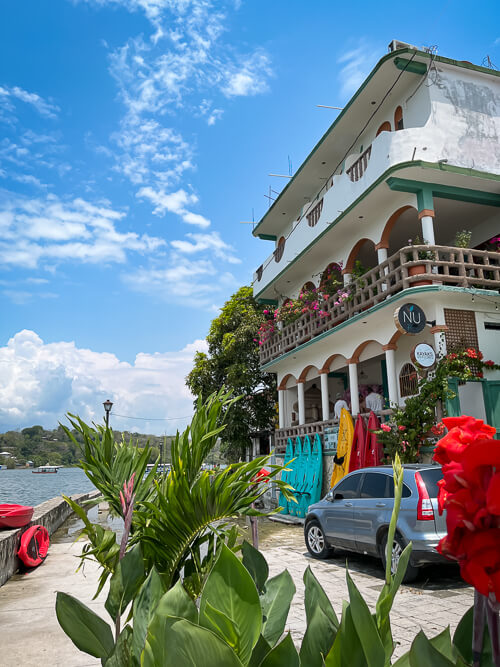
[323,426,339,453]
[394,303,426,335]
[411,343,436,369]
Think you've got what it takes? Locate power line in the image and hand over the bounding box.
[112,413,192,421]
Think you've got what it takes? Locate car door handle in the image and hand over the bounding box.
[376,503,386,507]
[344,502,353,507]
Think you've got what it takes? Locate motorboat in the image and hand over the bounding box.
[32,465,59,474]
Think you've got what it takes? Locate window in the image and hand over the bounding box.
[394,106,404,131]
[274,236,285,263]
[419,468,443,498]
[386,477,412,498]
[399,362,418,397]
[307,200,323,227]
[360,472,388,499]
[444,309,479,351]
[333,473,361,499]
[376,121,391,136]
[301,281,315,294]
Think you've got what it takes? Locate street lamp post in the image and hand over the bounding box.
[103,399,113,429]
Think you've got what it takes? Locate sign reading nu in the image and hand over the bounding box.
[394,303,426,335]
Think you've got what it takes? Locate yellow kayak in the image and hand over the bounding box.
[330,408,354,488]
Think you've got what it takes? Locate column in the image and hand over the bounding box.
[418,210,436,245]
[278,389,285,429]
[430,325,449,357]
[343,272,352,286]
[319,371,330,421]
[297,381,305,425]
[382,344,398,407]
[348,361,360,415]
[377,245,389,292]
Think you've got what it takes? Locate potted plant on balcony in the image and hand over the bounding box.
[406,235,435,286]
[453,229,472,248]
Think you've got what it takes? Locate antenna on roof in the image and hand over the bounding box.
[288,155,293,176]
[239,208,256,225]
[268,173,292,178]
[316,105,344,110]
[482,55,498,70]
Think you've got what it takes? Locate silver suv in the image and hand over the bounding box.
[304,464,448,582]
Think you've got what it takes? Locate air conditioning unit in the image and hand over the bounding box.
[388,40,418,53]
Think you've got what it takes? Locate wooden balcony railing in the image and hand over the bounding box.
[259,245,500,366]
[346,145,372,182]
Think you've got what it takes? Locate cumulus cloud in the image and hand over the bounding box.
[0,329,208,434]
[0,192,165,269]
[137,186,210,227]
[171,231,240,263]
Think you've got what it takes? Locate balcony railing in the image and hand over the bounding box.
[260,245,500,365]
[346,145,372,182]
[275,410,393,454]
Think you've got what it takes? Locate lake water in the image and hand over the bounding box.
[0,468,95,506]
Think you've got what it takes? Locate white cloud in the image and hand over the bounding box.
[171,231,240,263]
[0,192,166,269]
[137,186,210,226]
[0,85,59,119]
[337,41,378,97]
[222,51,272,97]
[0,329,208,434]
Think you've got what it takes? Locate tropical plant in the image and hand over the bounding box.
[406,235,436,261]
[453,229,472,248]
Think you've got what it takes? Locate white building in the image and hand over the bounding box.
[252,42,500,460]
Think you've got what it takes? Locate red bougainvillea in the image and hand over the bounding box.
[433,416,500,598]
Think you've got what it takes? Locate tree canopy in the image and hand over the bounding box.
[186,286,276,461]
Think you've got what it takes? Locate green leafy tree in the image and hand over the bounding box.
[186,286,276,461]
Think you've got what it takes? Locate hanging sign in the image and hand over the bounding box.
[394,303,426,335]
[411,342,436,369]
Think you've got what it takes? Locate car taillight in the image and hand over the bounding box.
[415,471,434,521]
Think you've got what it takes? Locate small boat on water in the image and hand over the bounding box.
[32,464,59,474]
[0,504,34,528]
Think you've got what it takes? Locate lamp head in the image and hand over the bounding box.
[103,399,113,414]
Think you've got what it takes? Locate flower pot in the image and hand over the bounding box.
[409,264,432,286]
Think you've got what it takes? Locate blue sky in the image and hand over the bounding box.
[0,0,498,434]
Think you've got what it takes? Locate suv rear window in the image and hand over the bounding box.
[418,468,443,498]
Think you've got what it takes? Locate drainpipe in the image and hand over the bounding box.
[278,389,285,428]
[382,344,398,407]
[347,361,360,415]
[319,371,330,421]
[297,381,305,425]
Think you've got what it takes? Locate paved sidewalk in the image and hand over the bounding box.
[258,521,473,660]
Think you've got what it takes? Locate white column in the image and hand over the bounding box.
[420,215,435,245]
[278,389,285,429]
[433,329,447,356]
[377,247,389,292]
[320,372,330,421]
[343,272,352,286]
[348,363,360,415]
[297,382,305,425]
[384,347,398,407]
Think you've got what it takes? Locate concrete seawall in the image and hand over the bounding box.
[0,490,99,587]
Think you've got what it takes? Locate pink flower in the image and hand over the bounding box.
[381,424,391,432]
[263,309,269,314]
[398,425,406,431]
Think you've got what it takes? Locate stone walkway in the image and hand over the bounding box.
[0,515,473,665]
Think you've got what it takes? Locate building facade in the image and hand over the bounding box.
[252,43,500,456]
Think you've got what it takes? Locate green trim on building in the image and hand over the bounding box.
[257,298,278,306]
[387,177,500,208]
[252,48,500,237]
[260,285,499,371]
[394,57,427,75]
[254,161,500,299]
[258,234,277,241]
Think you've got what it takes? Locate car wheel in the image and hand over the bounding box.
[381,533,419,583]
[305,520,333,559]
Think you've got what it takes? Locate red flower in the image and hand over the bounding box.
[485,360,495,367]
[380,423,391,432]
[398,425,406,431]
[466,348,478,359]
[433,416,496,466]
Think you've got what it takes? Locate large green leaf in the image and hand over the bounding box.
[105,625,133,667]
[325,599,366,667]
[200,544,261,665]
[408,631,456,666]
[303,566,338,627]
[260,570,295,646]
[155,580,198,624]
[56,591,115,660]
[260,633,300,667]
[346,570,385,667]
[249,635,272,667]
[299,603,337,667]
[131,567,165,663]
[202,601,241,655]
[453,605,494,666]
[142,616,243,667]
[241,540,269,594]
[105,544,145,619]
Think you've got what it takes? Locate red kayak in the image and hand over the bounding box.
[364,411,384,467]
[0,504,34,529]
[18,525,49,568]
[348,414,367,472]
